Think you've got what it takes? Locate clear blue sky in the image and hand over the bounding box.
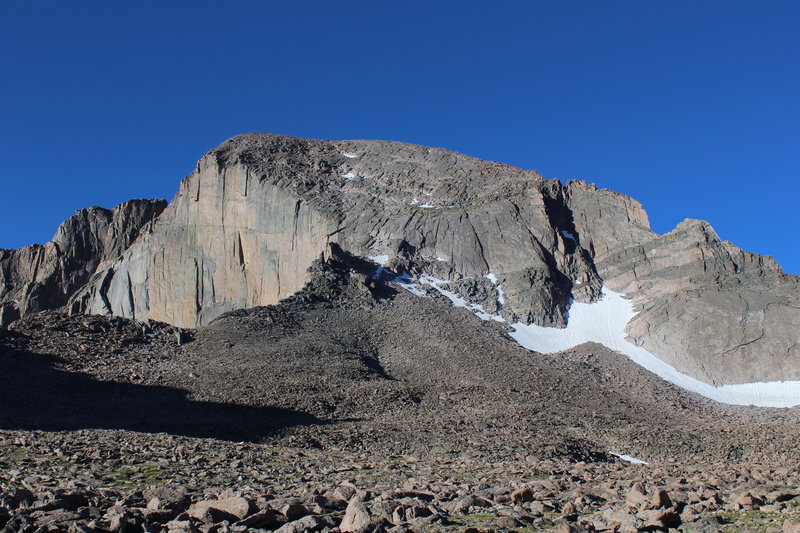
[2,1,798,273]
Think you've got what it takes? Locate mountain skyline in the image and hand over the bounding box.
[2,2,798,273]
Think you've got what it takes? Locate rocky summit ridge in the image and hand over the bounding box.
[1,132,799,393]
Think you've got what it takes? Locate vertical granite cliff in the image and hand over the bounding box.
[2,133,798,389]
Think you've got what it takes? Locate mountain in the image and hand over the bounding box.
[2,133,799,404]
[0,199,166,324]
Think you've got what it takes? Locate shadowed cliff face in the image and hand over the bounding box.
[0,199,167,325]
[2,133,799,387]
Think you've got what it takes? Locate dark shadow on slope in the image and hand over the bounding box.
[0,346,321,441]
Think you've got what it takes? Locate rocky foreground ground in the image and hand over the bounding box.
[2,259,800,532]
[2,429,800,533]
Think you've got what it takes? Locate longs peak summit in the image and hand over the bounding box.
[2,133,798,404]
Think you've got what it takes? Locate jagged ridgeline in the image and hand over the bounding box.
[1,133,799,394]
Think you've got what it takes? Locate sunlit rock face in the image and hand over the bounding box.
[70,157,335,327]
[596,219,800,385]
[70,133,614,329]
[3,133,799,388]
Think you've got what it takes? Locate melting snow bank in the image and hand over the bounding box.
[608,452,649,465]
[372,259,800,407]
[509,288,800,407]
[368,255,390,281]
[418,275,505,322]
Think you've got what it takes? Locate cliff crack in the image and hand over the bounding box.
[292,200,301,251]
[126,271,135,321]
[237,231,246,269]
[463,212,490,272]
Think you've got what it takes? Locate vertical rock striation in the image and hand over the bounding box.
[70,155,337,326]
[3,133,798,388]
[0,199,166,327]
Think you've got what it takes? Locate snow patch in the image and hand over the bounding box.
[341,172,355,181]
[508,288,800,407]
[368,254,390,281]
[369,255,389,266]
[385,269,800,407]
[561,230,577,242]
[609,452,649,465]
[342,152,358,158]
[395,273,426,296]
[410,198,420,205]
[418,276,504,323]
[484,273,505,312]
[418,204,437,209]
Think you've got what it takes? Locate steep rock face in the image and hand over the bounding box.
[70,157,337,326]
[4,133,799,389]
[564,180,654,258]
[597,219,800,385]
[72,134,617,328]
[0,199,167,327]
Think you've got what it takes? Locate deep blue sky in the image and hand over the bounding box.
[2,1,798,273]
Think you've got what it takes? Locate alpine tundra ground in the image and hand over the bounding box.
[2,258,800,532]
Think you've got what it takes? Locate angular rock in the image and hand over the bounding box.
[187,499,243,524]
[641,508,681,529]
[281,503,309,521]
[0,199,166,326]
[3,132,798,386]
[650,488,672,509]
[625,482,649,510]
[340,497,371,533]
[448,495,491,514]
[784,518,800,533]
[239,509,281,529]
[511,487,535,504]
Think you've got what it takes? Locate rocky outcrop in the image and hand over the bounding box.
[597,219,800,385]
[70,134,609,328]
[69,156,337,326]
[4,133,799,388]
[0,199,166,327]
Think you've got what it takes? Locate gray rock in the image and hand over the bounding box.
[0,199,166,326]
[3,132,798,386]
[600,218,800,384]
[281,503,309,521]
[239,509,280,529]
[65,134,605,329]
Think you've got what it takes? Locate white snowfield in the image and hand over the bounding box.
[368,255,390,282]
[608,452,649,465]
[342,152,358,158]
[561,230,577,242]
[509,288,800,407]
[372,260,800,408]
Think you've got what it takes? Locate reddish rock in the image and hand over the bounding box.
[340,497,371,533]
[625,482,649,510]
[511,487,535,503]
